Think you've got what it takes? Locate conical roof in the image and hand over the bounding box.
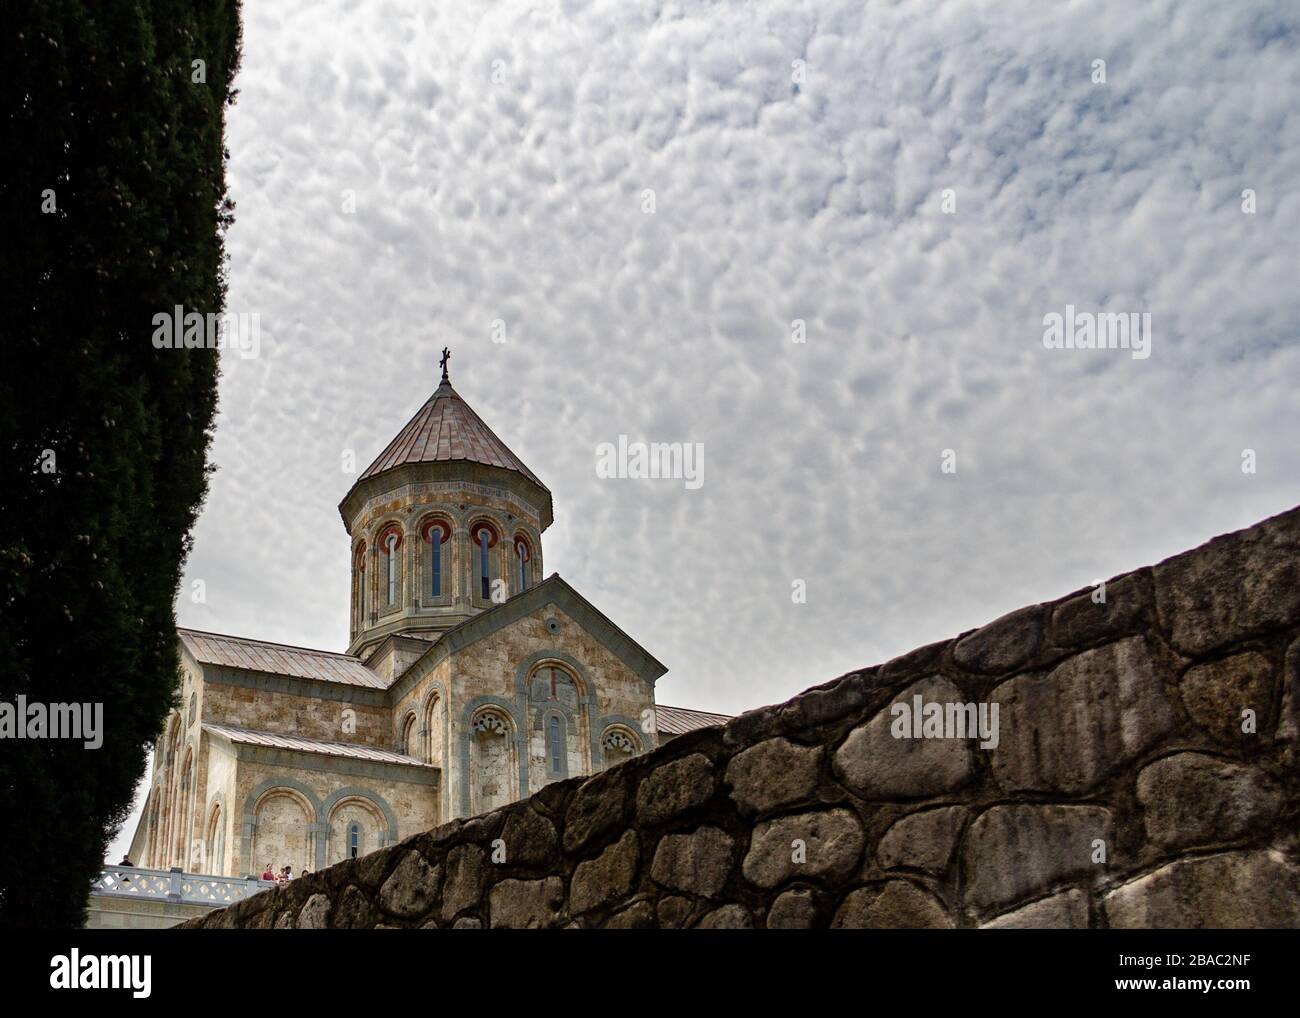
[356,378,549,492]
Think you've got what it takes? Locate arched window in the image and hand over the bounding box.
[430,527,442,596]
[377,525,402,609]
[548,714,563,774]
[147,794,162,868]
[471,709,514,814]
[531,665,579,708]
[478,527,491,599]
[422,518,451,600]
[327,799,383,866]
[399,712,417,756]
[514,537,530,593]
[474,710,509,736]
[471,523,498,601]
[206,805,225,875]
[423,693,444,768]
[528,665,586,784]
[602,728,639,769]
[385,533,399,605]
[176,753,194,868]
[353,542,367,630]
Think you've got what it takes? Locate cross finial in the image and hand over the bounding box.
[439,346,451,382]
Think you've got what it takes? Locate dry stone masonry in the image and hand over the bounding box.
[181,507,1300,929]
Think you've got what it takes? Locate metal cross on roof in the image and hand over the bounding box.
[439,346,451,382]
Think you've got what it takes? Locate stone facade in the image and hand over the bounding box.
[343,475,547,657]
[182,505,1299,929]
[128,372,723,881]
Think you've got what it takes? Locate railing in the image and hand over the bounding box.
[92,865,276,906]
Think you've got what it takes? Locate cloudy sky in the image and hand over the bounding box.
[111,0,1299,858]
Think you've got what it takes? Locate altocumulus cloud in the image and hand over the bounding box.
[110,0,1300,857]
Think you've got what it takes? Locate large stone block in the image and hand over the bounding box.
[1153,509,1300,656]
[695,904,754,929]
[980,888,1088,929]
[602,900,656,929]
[1103,851,1300,928]
[1137,752,1282,850]
[650,826,735,898]
[1180,652,1276,743]
[1279,638,1300,744]
[488,876,564,929]
[461,808,506,844]
[766,888,818,929]
[778,673,873,730]
[725,737,823,814]
[355,844,400,890]
[440,844,488,921]
[424,819,466,850]
[1050,573,1148,648]
[721,705,785,748]
[320,858,359,896]
[636,753,715,824]
[379,849,439,919]
[963,804,1112,912]
[225,894,270,927]
[656,895,694,929]
[877,805,968,874]
[500,806,559,866]
[991,637,1175,794]
[563,771,627,853]
[334,884,376,929]
[570,831,640,914]
[952,605,1044,674]
[832,677,977,799]
[879,639,950,683]
[742,808,864,889]
[832,881,953,929]
[297,893,331,929]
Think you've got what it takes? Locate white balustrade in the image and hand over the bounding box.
[92,865,276,904]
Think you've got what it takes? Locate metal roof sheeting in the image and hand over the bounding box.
[358,379,548,490]
[179,628,387,689]
[203,722,433,767]
[655,703,733,736]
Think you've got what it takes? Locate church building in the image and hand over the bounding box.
[128,357,729,879]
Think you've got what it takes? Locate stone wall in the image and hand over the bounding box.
[180,507,1300,929]
[88,894,217,930]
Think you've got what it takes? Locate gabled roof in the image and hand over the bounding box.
[389,573,668,701]
[180,572,668,700]
[178,628,385,690]
[356,379,549,491]
[655,703,733,736]
[203,722,432,767]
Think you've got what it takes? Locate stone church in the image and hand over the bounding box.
[128,358,728,879]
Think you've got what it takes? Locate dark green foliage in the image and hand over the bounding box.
[0,1,241,927]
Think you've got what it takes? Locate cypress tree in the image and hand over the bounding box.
[0,1,242,927]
